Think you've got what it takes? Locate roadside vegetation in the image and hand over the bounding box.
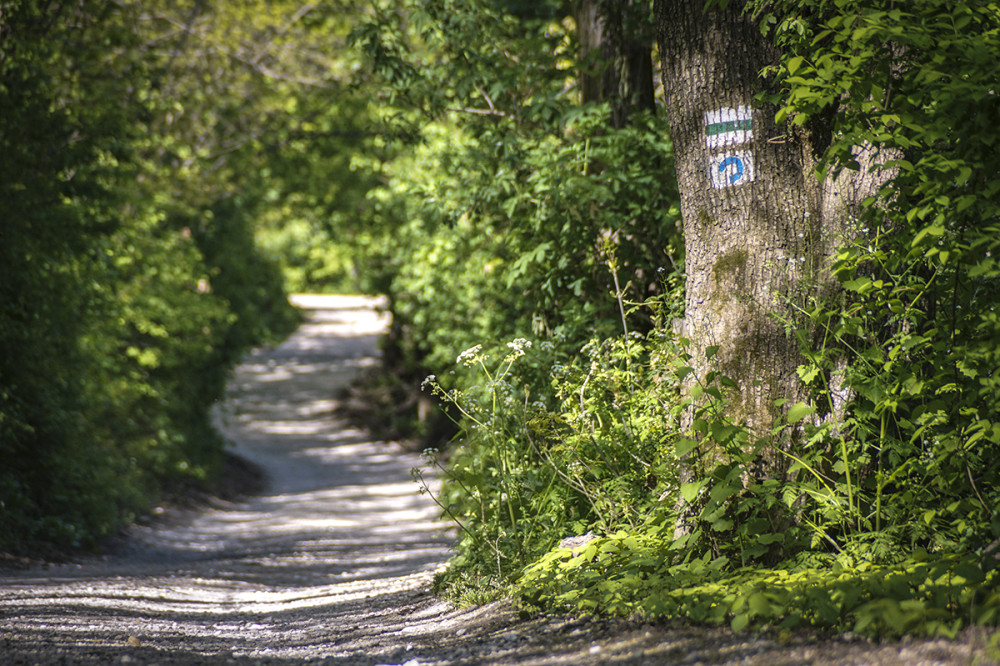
[1,0,302,554]
[3,0,998,649]
[347,0,1000,643]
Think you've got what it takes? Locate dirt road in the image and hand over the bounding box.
[1,295,995,665]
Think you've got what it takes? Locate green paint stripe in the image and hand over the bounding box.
[705,119,753,136]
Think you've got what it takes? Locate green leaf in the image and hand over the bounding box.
[786,402,815,424]
[952,562,985,585]
[676,437,699,457]
[748,592,771,616]
[796,364,820,383]
[731,612,749,632]
[719,375,739,389]
[842,276,873,294]
[711,518,734,531]
[912,222,945,246]
[680,480,706,503]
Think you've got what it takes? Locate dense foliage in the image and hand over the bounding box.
[350,0,1000,640]
[0,0,301,554]
[760,0,1000,557]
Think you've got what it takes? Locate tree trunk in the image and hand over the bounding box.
[655,0,812,438]
[576,0,655,126]
[652,0,884,504]
[575,0,605,105]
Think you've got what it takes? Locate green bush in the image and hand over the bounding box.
[0,0,298,555]
[520,530,1000,639]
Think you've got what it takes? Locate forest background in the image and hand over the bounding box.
[2,0,999,643]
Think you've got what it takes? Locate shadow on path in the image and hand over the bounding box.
[2,296,995,665]
[0,295,465,664]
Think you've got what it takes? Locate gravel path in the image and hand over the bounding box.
[1,295,996,665]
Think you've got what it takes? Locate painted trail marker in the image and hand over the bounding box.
[704,106,753,149]
[709,150,755,189]
[705,106,755,188]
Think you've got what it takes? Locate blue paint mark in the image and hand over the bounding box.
[719,156,744,184]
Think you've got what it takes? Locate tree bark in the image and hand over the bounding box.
[655,0,812,438]
[652,0,885,505]
[576,0,655,126]
[575,0,605,105]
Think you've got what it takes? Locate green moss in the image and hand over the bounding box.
[697,209,715,230]
[712,247,748,280]
[709,247,749,307]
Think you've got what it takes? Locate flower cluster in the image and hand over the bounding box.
[507,338,532,353]
[457,344,484,366]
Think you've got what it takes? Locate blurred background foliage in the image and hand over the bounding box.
[1,0,317,553]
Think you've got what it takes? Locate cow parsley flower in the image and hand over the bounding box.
[457,344,483,365]
[507,338,531,353]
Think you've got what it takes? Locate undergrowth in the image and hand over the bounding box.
[520,531,1000,639]
[352,0,1000,642]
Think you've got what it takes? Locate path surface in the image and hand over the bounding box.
[1,295,996,665]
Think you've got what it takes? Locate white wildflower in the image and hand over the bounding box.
[507,338,532,353]
[457,344,483,365]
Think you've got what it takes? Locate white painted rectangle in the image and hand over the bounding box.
[704,106,753,149]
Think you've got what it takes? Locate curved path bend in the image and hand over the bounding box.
[1,295,994,665]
